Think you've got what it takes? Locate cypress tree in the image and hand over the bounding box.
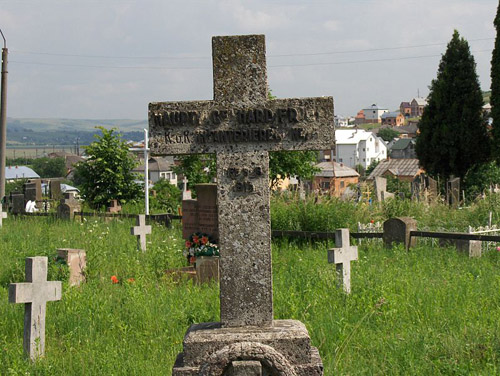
[492,1,500,160]
[416,30,490,180]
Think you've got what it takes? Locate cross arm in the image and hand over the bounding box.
[8,283,33,303]
[149,96,334,155]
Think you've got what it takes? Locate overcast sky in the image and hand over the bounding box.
[0,0,497,120]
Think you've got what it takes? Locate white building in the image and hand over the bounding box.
[362,104,389,123]
[335,129,387,169]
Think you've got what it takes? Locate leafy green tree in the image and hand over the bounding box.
[269,151,319,189]
[150,179,181,213]
[74,127,141,208]
[492,2,500,161]
[365,160,380,176]
[416,30,490,181]
[172,154,216,190]
[31,157,66,178]
[463,161,500,200]
[377,128,399,142]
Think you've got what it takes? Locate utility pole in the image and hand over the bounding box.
[0,29,7,201]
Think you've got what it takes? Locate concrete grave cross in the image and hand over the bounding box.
[182,176,192,200]
[8,257,62,360]
[0,204,7,227]
[130,214,152,252]
[149,34,334,328]
[328,228,358,294]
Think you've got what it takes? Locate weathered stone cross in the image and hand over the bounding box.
[328,228,358,294]
[9,257,62,360]
[150,34,334,328]
[130,214,152,252]
[0,204,7,227]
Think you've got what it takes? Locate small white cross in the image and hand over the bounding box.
[130,214,152,252]
[9,257,62,360]
[182,176,189,191]
[0,204,7,227]
[328,228,358,294]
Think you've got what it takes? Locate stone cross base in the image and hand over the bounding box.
[172,320,323,376]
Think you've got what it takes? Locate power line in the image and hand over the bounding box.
[9,49,492,71]
[10,37,494,61]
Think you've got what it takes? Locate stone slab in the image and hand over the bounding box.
[57,248,86,286]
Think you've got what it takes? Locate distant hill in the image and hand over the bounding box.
[6,118,147,146]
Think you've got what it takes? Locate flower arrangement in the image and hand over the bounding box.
[184,232,219,262]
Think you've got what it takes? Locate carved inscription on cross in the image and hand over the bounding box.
[328,228,358,294]
[131,214,152,252]
[9,257,62,360]
[149,34,334,328]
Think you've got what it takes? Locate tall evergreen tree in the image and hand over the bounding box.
[492,1,500,160]
[416,30,490,180]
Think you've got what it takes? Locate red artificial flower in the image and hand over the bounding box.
[189,256,196,264]
[111,275,119,284]
[201,236,209,245]
[193,235,200,244]
[185,240,192,248]
[370,220,374,224]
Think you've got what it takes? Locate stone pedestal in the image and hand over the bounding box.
[195,256,219,284]
[172,320,322,376]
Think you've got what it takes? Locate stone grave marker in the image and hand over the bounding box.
[49,179,62,200]
[182,183,218,242]
[8,257,62,360]
[328,228,358,294]
[57,194,81,220]
[150,34,334,375]
[0,204,7,227]
[106,199,122,213]
[383,217,417,250]
[182,176,192,200]
[57,248,87,286]
[447,177,460,208]
[10,192,25,214]
[374,176,394,202]
[24,179,42,209]
[130,214,152,252]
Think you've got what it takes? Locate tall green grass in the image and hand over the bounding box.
[1,200,500,374]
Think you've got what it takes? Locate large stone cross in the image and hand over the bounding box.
[328,228,358,294]
[0,204,7,227]
[8,257,62,360]
[131,214,152,252]
[150,34,334,328]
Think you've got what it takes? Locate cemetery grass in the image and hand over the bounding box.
[0,217,499,374]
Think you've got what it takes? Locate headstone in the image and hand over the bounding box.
[182,176,192,200]
[8,257,62,360]
[57,195,81,220]
[10,192,25,214]
[151,34,333,375]
[57,248,87,286]
[24,180,42,202]
[447,177,460,208]
[106,199,122,213]
[49,180,62,200]
[427,176,438,200]
[383,217,417,250]
[0,204,7,227]
[182,184,218,242]
[327,228,358,294]
[195,256,219,284]
[130,214,152,252]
